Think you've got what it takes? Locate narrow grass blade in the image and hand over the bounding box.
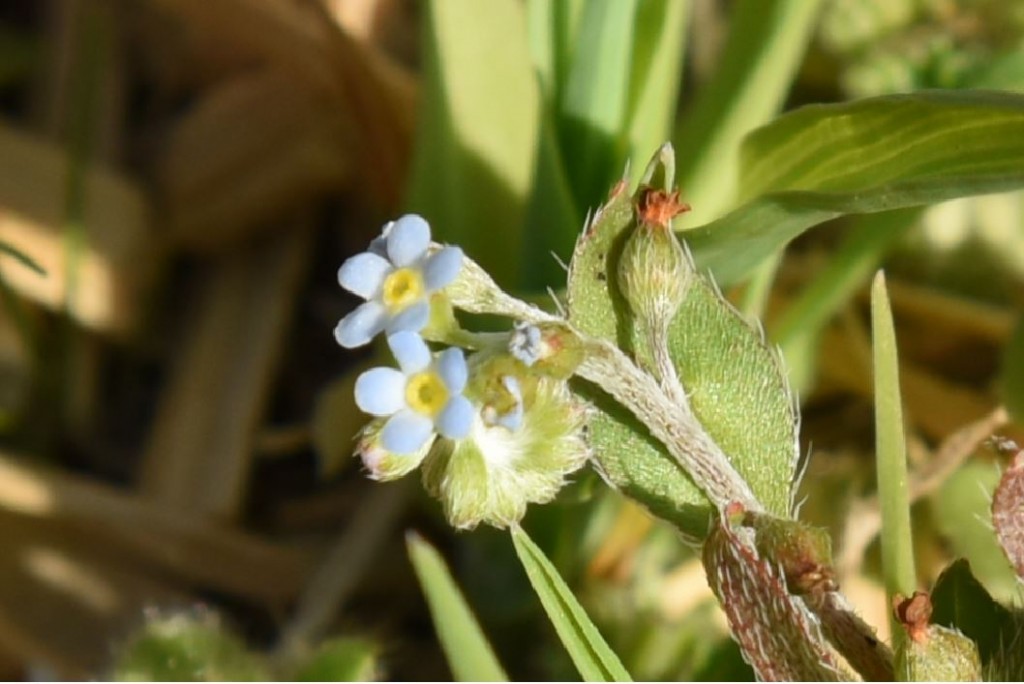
[624,0,689,183]
[675,0,823,225]
[406,532,508,682]
[408,0,539,286]
[511,526,632,682]
[559,0,638,207]
[870,272,916,640]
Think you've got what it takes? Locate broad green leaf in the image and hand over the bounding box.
[296,637,378,682]
[675,0,824,225]
[932,461,1022,604]
[567,177,711,535]
[408,0,539,286]
[870,272,916,640]
[113,613,268,682]
[931,559,1016,666]
[510,526,632,682]
[406,533,508,682]
[624,0,689,186]
[688,91,1024,286]
[567,151,799,538]
[1001,315,1024,424]
[559,0,637,208]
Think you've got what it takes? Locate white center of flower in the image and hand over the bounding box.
[382,268,425,312]
[405,371,448,417]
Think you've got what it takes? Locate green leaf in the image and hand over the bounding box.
[510,525,632,682]
[113,613,268,682]
[526,0,584,101]
[567,149,799,538]
[520,108,582,290]
[623,0,689,186]
[559,0,638,208]
[406,533,508,682]
[567,177,711,535]
[295,637,378,682]
[931,559,1015,666]
[688,91,1024,286]
[870,272,916,640]
[674,0,824,225]
[408,0,539,286]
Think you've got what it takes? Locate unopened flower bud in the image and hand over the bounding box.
[894,592,981,681]
[617,188,692,332]
[509,322,584,379]
[355,418,434,481]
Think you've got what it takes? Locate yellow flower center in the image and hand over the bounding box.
[405,371,448,417]
[382,268,425,312]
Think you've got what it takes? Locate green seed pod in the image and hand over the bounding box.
[894,592,982,681]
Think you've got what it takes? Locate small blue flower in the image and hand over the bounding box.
[354,331,474,454]
[335,214,463,348]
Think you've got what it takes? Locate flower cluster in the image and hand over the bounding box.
[334,214,589,529]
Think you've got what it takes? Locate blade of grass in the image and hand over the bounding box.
[870,271,916,643]
[675,0,823,226]
[406,532,508,682]
[526,0,584,101]
[510,525,632,682]
[408,0,539,286]
[624,0,689,184]
[519,111,581,290]
[559,0,638,208]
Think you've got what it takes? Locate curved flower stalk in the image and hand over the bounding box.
[335,214,463,348]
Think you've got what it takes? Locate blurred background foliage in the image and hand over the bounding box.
[0,0,1021,680]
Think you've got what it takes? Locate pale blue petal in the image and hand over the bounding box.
[386,300,430,334]
[368,221,393,257]
[354,367,406,416]
[338,252,391,299]
[436,347,468,393]
[387,214,431,267]
[497,377,524,430]
[387,331,431,374]
[436,395,473,439]
[335,301,387,348]
[496,404,523,431]
[381,409,435,454]
[509,322,542,366]
[422,246,463,291]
